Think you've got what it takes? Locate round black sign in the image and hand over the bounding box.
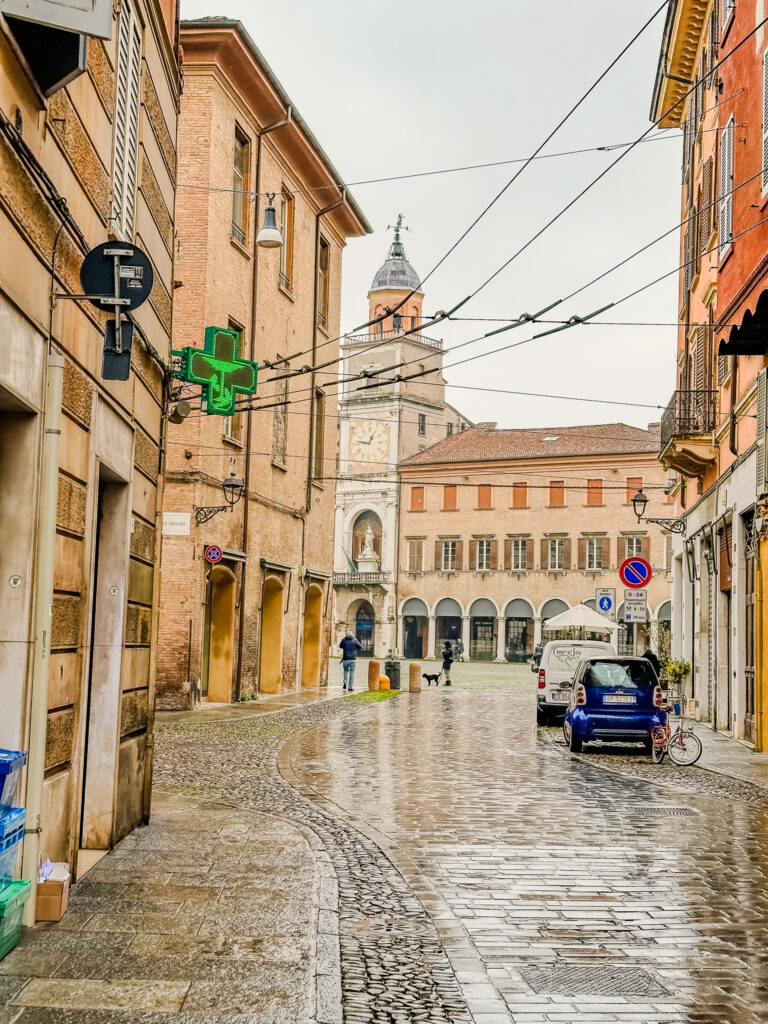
[80,241,154,312]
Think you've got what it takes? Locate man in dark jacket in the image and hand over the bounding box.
[339,632,362,690]
[442,641,454,686]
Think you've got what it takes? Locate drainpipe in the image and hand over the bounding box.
[21,227,66,919]
[234,106,292,702]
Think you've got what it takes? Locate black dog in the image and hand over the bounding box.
[422,672,441,686]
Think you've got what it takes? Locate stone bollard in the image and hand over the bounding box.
[379,674,390,690]
[368,659,380,691]
[409,663,422,693]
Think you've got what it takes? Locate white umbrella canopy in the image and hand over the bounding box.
[542,603,618,635]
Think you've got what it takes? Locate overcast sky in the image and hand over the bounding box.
[181,0,680,431]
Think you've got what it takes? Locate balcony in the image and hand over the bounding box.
[333,571,393,587]
[660,389,718,477]
[346,329,442,350]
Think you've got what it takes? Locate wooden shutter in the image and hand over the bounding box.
[113,0,142,238]
[762,50,768,194]
[443,485,457,511]
[541,538,549,569]
[563,538,572,570]
[720,119,733,253]
[641,537,651,563]
[720,523,733,590]
[411,486,424,512]
[469,539,477,569]
[504,539,512,570]
[756,368,768,496]
[665,534,673,570]
[578,538,586,570]
[490,539,498,570]
[683,222,692,297]
[434,541,441,570]
[455,541,463,570]
[701,158,712,247]
[526,538,534,570]
[695,324,706,390]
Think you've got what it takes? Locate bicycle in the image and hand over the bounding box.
[650,691,703,766]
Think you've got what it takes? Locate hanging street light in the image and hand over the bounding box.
[194,471,245,525]
[256,196,283,248]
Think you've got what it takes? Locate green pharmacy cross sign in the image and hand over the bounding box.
[173,327,258,416]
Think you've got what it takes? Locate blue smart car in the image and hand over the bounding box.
[562,656,667,754]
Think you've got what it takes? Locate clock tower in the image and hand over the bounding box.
[332,217,470,658]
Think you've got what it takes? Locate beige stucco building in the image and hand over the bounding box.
[155,19,370,708]
[397,423,675,662]
[0,0,179,887]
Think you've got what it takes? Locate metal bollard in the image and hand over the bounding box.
[409,663,421,693]
[379,674,390,690]
[368,659,380,690]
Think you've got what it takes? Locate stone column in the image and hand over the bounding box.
[462,615,471,660]
[427,615,436,659]
[533,617,542,647]
[494,617,506,662]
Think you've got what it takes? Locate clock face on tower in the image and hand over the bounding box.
[350,421,389,464]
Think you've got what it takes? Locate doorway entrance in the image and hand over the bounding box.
[80,469,130,866]
[744,514,756,743]
[469,598,496,661]
[259,575,285,693]
[301,584,323,687]
[355,601,375,655]
[402,598,428,658]
[202,564,237,702]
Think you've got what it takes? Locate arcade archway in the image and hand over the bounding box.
[301,584,323,687]
[402,597,428,658]
[259,576,284,693]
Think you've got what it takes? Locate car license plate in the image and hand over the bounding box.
[604,694,636,704]
[550,692,569,703]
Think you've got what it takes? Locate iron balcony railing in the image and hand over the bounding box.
[346,329,442,350]
[333,571,393,586]
[661,389,718,450]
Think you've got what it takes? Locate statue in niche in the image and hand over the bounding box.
[362,524,376,554]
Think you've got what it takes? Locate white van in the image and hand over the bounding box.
[536,639,615,724]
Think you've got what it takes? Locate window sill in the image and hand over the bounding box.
[230,235,252,259]
[475,508,494,512]
[222,435,245,449]
[271,459,288,472]
[441,507,459,512]
[719,244,734,271]
[311,480,325,490]
[510,506,530,511]
[278,281,295,302]
[316,320,330,338]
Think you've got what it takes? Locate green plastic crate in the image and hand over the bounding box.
[0,880,31,960]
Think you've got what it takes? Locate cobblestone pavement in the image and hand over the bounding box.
[292,662,768,1023]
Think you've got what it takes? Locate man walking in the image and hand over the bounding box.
[339,631,362,691]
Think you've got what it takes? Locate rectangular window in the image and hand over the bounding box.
[549,480,565,507]
[418,413,426,436]
[720,117,734,254]
[626,477,643,505]
[511,482,528,508]
[112,0,142,239]
[763,49,768,194]
[548,538,564,571]
[410,486,425,512]
[279,188,295,289]
[720,0,735,35]
[586,479,603,506]
[447,422,453,437]
[232,128,250,245]
[476,539,492,570]
[312,388,325,479]
[407,539,424,572]
[271,356,288,463]
[477,484,493,509]
[586,537,603,570]
[626,536,643,558]
[511,538,527,571]
[317,236,330,328]
[443,484,458,511]
[441,540,457,571]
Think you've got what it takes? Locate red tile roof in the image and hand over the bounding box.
[400,422,661,466]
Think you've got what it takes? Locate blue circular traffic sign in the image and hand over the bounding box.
[204,544,223,564]
[598,596,613,612]
[619,556,652,589]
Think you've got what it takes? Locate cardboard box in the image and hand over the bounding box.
[36,863,70,922]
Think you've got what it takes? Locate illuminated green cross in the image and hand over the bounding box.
[173,326,258,416]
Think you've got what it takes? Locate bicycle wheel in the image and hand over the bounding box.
[650,726,666,764]
[651,742,666,764]
[668,730,702,767]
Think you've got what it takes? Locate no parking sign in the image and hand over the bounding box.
[204,544,223,564]
[619,556,652,589]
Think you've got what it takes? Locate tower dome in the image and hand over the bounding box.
[369,215,422,294]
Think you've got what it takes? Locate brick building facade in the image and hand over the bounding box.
[398,423,674,662]
[0,0,180,889]
[156,19,369,707]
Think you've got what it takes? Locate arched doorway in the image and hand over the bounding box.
[203,565,237,702]
[435,597,462,645]
[259,576,284,693]
[541,598,569,643]
[504,598,534,662]
[301,584,323,687]
[402,597,428,658]
[355,600,375,655]
[470,598,497,661]
[351,510,382,567]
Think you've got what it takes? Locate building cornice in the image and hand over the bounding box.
[651,0,709,128]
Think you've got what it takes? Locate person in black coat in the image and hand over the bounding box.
[442,641,454,686]
[642,649,661,679]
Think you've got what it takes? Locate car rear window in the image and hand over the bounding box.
[584,661,656,689]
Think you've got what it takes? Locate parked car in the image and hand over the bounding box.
[562,656,667,753]
[536,639,614,724]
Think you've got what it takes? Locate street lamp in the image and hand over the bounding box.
[631,488,686,535]
[256,197,283,248]
[194,471,245,525]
